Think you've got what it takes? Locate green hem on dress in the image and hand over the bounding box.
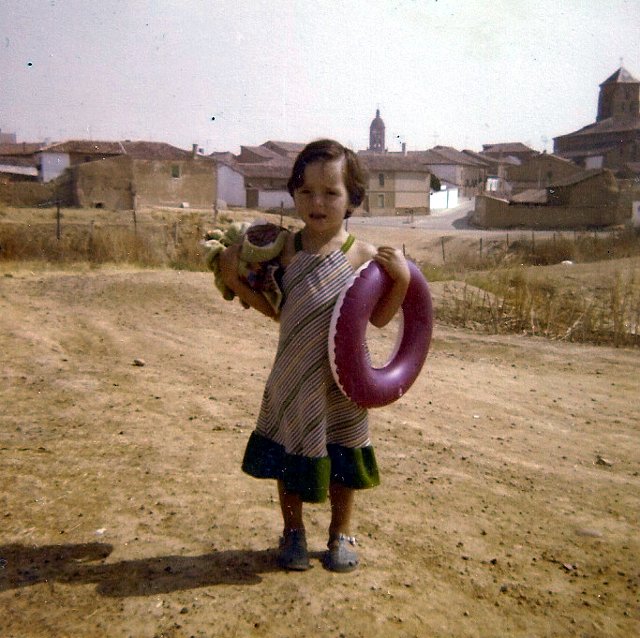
[241,431,380,503]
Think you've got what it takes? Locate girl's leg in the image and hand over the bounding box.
[328,481,354,537]
[326,481,358,572]
[277,480,309,570]
[277,480,304,530]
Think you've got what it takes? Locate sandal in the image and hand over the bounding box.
[323,534,359,572]
[278,529,310,571]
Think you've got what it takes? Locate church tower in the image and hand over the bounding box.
[369,109,386,152]
[596,67,640,121]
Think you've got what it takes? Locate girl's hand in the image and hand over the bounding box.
[370,247,410,328]
[374,246,410,285]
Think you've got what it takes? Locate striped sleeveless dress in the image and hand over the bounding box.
[242,233,380,503]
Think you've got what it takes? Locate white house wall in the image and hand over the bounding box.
[39,152,70,183]
[257,189,294,209]
[217,164,246,207]
[430,186,459,210]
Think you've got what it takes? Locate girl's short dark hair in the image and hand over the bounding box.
[287,139,367,217]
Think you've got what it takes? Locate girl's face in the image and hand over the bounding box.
[294,158,350,234]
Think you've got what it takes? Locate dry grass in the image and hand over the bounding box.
[430,256,640,347]
[0,205,276,270]
[2,204,639,346]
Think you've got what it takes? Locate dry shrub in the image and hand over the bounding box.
[421,228,640,345]
[0,220,209,269]
[506,228,640,266]
[436,266,640,346]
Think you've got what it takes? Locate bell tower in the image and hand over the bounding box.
[596,67,640,121]
[369,109,386,152]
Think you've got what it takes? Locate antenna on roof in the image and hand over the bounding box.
[541,135,549,153]
[619,56,624,68]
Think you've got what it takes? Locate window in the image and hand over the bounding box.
[171,164,181,178]
[378,172,385,187]
[377,194,385,208]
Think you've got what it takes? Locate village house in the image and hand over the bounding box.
[68,141,216,210]
[0,141,45,182]
[472,168,625,229]
[213,130,434,216]
[503,153,582,195]
[210,152,247,208]
[212,143,295,210]
[0,139,52,205]
[357,152,431,216]
[37,140,126,183]
[423,146,486,198]
[242,160,293,210]
[0,139,217,210]
[480,142,538,164]
[461,148,514,194]
[364,111,480,201]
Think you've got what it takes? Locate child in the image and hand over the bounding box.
[219,139,409,572]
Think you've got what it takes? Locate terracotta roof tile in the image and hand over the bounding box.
[555,115,640,139]
[358,152,431,172]
[481,143,536,154]
[240,160,293,179]
[120,141,192,160]
[40,140,125,154]
[0,142,45,155]
[431,146,481,166]
[548,168,609,188]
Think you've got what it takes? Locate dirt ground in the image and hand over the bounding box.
[1,231,639,637]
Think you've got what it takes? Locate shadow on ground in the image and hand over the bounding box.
[0,542,284,596]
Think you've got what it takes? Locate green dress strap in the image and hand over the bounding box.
[340,234,355,253]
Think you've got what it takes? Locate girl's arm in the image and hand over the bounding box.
[370,246,410,328]
[219,244,279,319]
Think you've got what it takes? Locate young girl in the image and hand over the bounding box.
[220,139,409,572]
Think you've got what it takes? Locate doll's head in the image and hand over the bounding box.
[287,139,367,218]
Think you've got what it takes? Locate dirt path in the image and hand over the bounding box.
[1,265,638,638]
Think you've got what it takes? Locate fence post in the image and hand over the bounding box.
[531,230,535,256]
[441,236,446,263]
[88,220,95,260]
[479,237,483,258]
[56,200,61,240]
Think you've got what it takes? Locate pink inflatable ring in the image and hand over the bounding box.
[329,260,433,409]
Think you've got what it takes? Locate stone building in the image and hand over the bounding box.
[553,67,640,172]
[357,152,431,215]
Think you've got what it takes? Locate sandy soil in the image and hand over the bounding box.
[1,236,639,637]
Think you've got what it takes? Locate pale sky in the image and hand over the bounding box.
[2,0,639,155]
